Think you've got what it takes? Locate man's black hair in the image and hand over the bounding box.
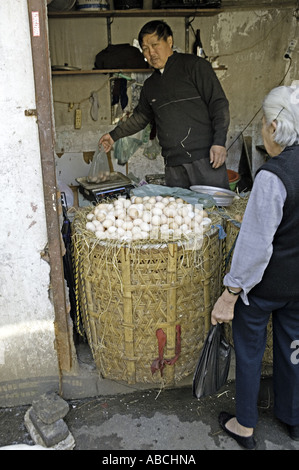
[138,20,173,48]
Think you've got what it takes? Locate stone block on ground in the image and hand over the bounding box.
[24,409,75,450]
[31,392,69,424]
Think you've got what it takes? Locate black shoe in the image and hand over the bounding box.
[287,424,299,441]
[218,412,256,450]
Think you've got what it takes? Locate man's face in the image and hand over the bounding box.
[141,32,173,69]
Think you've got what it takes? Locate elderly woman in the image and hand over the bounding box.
[211,85,299,449]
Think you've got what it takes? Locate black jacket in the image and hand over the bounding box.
[110,52,230,166]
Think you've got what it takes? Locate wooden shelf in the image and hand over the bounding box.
[52,65,226,75]
[48,8,222,19]
[51,68,151,75]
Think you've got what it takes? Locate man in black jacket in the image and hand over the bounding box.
[99,20,230,189]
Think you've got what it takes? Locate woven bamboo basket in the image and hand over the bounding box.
[72,215,223,385]
[221,197,273,370]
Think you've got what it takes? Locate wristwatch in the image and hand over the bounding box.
[226,286,241,296]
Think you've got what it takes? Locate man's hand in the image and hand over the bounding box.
[209,145,227,169]
[99,134,114,153]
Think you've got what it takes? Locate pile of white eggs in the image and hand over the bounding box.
[85,195,211,242]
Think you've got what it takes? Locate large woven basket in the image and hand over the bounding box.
[72,219,223,385]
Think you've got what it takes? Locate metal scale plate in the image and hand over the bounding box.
[76,172,135,204]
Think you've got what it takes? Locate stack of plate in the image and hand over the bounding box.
[190,185,238,207]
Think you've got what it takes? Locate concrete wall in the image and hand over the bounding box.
[49,2,298,188]
[0,0,60,406]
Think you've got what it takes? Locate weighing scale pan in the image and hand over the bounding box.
[76,172,134,203]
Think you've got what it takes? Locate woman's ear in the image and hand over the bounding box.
[271,120,277,134]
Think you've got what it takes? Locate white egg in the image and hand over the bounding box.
[116,227,125,237]
[174,215,183,226]
[142,211,152,223]
[96,212,106,222]
[148,197,156,204]
[115,218,124,228]
[140,222,151,232]
[86,222,96,232]
[194,213,203,224]
[164,206,176,218]
[168,220,179,230]
[123,199,131,208]
[103,218,113,229]
[117,211,126,220]
[86,212,94,220]
[180,223,189,232]
[133,204,143,212]
[160,213,168,225]
[140,231,149,239]
[155,195,163,202]
[202,217,211,227]
[132,225,141,235]
[94,206,106,214]
[132,232,143,240]
[133,218,142,226]
[152,207,163,216]
[162,197,170,205]
[124,231,133,239]
[95,230,106,239]
[134,196,143,204]
[151,215,161,226]
[114,207,125,218]
[93,219,103,229]
[160,224,169,232]
[194,224,203,234]
[184,216,192,227]
[154,202,165,210]
[144,202,152,211]
[128,207,140,219]
[173,228,182,239]
[150,225,159,234]
[122,220,133,231]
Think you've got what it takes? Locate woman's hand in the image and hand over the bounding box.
[99,133,114,153]
[211,288,240,325]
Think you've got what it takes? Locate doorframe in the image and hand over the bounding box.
[27,0,72,374]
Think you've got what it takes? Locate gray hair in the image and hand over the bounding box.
[262,86,299,147]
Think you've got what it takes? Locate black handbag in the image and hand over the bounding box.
[193,323,232,399]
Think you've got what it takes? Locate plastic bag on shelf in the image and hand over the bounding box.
[87,146,110,184]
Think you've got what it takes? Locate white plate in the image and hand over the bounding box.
[190,185,237,207]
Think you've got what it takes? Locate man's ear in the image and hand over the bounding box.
[167,35,173,48]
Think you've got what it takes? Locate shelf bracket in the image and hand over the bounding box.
[106,16,113,44]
